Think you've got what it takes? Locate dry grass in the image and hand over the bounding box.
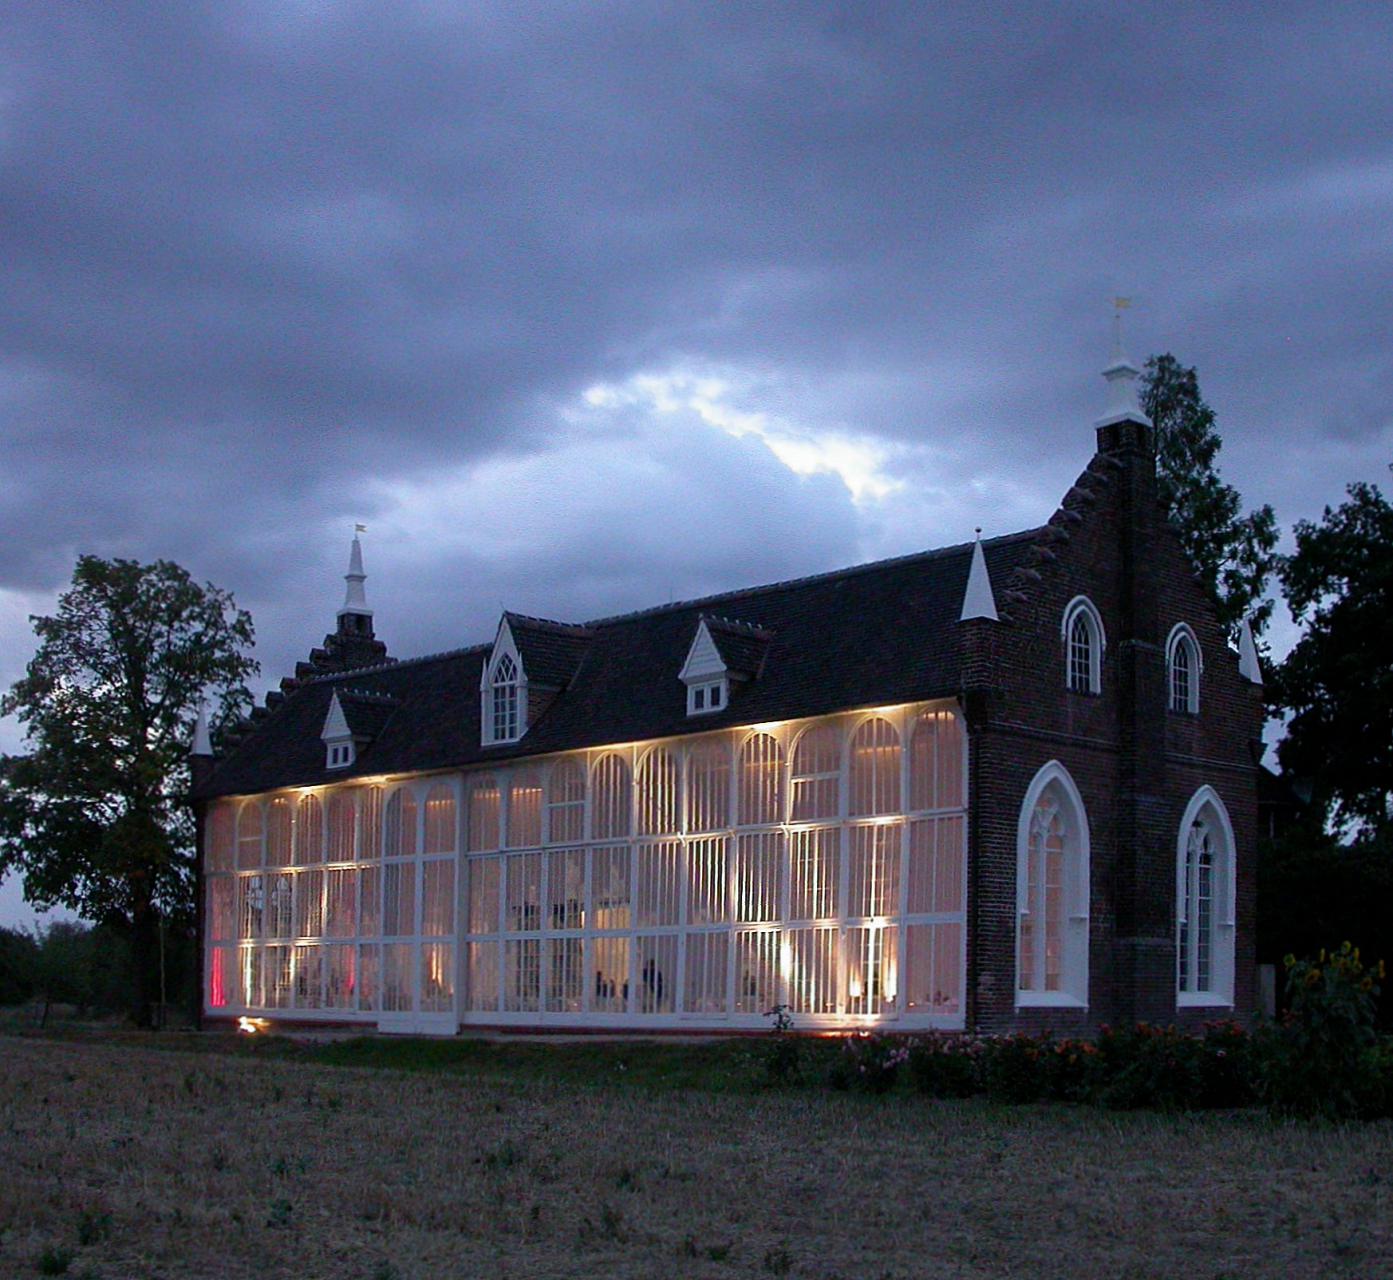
[1,1036,1390,1279]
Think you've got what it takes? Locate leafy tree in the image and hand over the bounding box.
[0,924,39,1007]
[1272,480,1393,836]
[1141,354,1280,636]
[0,556,256,1025]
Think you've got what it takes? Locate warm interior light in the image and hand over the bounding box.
[237,1016,270,1035]
[848,977,863,1000]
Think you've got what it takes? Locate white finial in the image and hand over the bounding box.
[1238,616,1262,684]
[960,529,999,622]
[191,700,213,757]
[1094,297,1153,430]
[340,526,372,619]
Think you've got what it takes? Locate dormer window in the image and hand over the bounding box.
[689,679,727,716]
[490,654,520,742]
[326,741,354,769]
[679,615,768,720]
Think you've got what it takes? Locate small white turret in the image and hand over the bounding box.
[190,700,213,757]
[1094,299,1153,430]
[339,526,372,622]
[1238,616,1263,684]
[959,529,1000,622]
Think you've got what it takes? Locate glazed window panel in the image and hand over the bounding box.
[909,709,963,811]
[328,792,356,862]
[237,875,265,940]
[207,803,234,871]
[295,794,324,865]
[591,936,629,1013]
[505,852,542,932]
[734,930,780,1015]
[467,941,500,1012]
[636,841,682,927]
[466,777,500,852]
[420,943,454,1012]
[266,873,294,940]
[738,732,784,826]
[785,926,838,1015]
[546,760,585,844]
[468,857,501,935]
[207,947,230,1008]
[294,944,322,1009]
[423,785,457,854]
[296,869,324,938]
[791,724,841,821]
[359,865,381,937]
[592,846,631,930]
[381,943,414,1012]
[386,788,420,858]
[846,925,897,1015]
[547,849,585,930]
[636,748,680,836]
[358,786,383,859]
[266,797,293,867]
[686,836,728,925]
[324,868,357,937]
[265,945,292,1009]
[358,945,380,1011]
[905,923,962,1017]
[687,740,731,833]
[325,943,356,1009]
[907,817,964,915]
[636,935,677,1014]
[850,718,901,816]
[849,824,901,918]
[236,803,263,870]
[421,860,456,936]
[736,832,784,923]
[788,828,839,920]
[208,877,235,941]
[237,946,263,1007]
[382,862,416,938]
[506,770,543,849]
[591,754,632,839]
[546,937,584,1013]
[683,932,729,1014]
[1020,797,1066,994]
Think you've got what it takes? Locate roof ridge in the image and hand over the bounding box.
[305,643,490,686]
[505,611,597,636]
[582,528,1042,628]
[702,614,775,639]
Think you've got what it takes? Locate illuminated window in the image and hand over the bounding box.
[591,754,632,840]
[1167,623,1202,714]
[1177,787,1236,1006]
[1062,596,1104,694]
[295,794,324,865]
[385,787,419,857]
[266,797,293,867]
[206,803,234,872]
[738,732,784,825]
[466,776,500,852]
[1016,762,1089,1006]
[636,747,680,835]
[790,723,841,821]
[236,802,263,870]
[506,769,543,848]
[909,709,963,811]
[849,717,900,816]
[687,739,731,832]
[487,654,521,744]
[327,792,356,862]
[423,784,457,854]
[545,760,585,844]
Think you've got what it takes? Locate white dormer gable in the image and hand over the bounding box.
[321,690,355,769]
[680,618,730,716]
[481,616,528,744]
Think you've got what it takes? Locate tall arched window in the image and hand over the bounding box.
[1016,762,1090,1005]
[1061,596,1104,694]
[423,784,457,854]
[385,787,419,857]
[295,794,324,865]
[849,717,901,816]
[327,792,356,862]
[636,747,680,835]
[909,707,963,811]
[266,797,293,867]
[1176,787,1236,1006]
[236,802,263,870]
[465,776,499,852]
[545,759,585,844]
[490,654,520,743]
[790,723,841,821]
[687,740,731,833]
[592,753,632,839]
[738,732,784,825]
[1166,624,1202,714]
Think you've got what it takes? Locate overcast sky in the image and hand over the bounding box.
[2,3,1390,927]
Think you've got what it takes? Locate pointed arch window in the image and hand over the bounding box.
[1166,624,1202,714]
[1062,596,1104,694]
[490,654,521,743]
[1176,787,1236,1006]
[1017,762,1090,1006]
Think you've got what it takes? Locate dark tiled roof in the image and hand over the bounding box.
[198,532,1038,798]
[337,690,400,740]
[506,613,595,688]
[703,615,773,678]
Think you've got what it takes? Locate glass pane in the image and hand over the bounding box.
[788,828,838,920]
[422,859,456,936]
[786,926,837,1015]
[424,786,457,854]
[328,793,356,861]
[325,943,356,1010]
[636,935,677,1014]
[849,824,900,917]
[266,798,293,867]
[636,841,682,927]
[467,777,500,851]
[359,944,380,1011]
[735,833,783,923]
[296,869,324,938]
[266,873,294,940]
[546,938,585,1013]
[265,945,293,1009]
[505,852,542,932]
[591,846,631,930]
[382,862,416,938]
[683,932,728,1014]
[908,817,964,915]
[208,878,235,941]
[636,749,679,835]
[420,943,454,1012]
[546,760,586,844]
[504,939,541,1012]
[468,857,501,935]
[386,788,419,857]
[592,755,631,839]
[323,868,357,937]
[688,741,731,833]
[236,803,263,870]
[547,849,585,930]
[909,708,963,811]
[507,770,543,848]
[687,836,728,925]
[207,803,235,871]
[293,944,322,1009]
[734,930,780,1015]
[591,936,629,1013]
[905,922,961,1017]
[467,941,500,1013]
[295,795,323,865]
[846,925,898,1015]
[791,724,840,821]
[382,943,414,1012]
[738,733,784,826]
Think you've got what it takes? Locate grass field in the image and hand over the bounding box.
[1,1031,1391,1279]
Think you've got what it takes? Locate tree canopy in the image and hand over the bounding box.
[1271,480,1393,836]
[0,556,256,1021]
[1141,354,1280,636]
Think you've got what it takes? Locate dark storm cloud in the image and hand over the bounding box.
[2,1,1391,704]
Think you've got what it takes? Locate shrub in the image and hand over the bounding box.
[979,1034,1051,1104]
[762,1004,803,1087]
[907,1034,979,1098]
[828,1033,909,1094]
[1092,1023,1204,1111]
[1195,1020,1255,1109]
[1258,943,1385,1119]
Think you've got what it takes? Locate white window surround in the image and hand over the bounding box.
[679,619,733,716]
[1165,623,1203,714]
[688,678,728,715]
[1015,760,1090,1009]
[1176,786,1236,1008]
[1061,596,1105,694]
[480,621,528,745]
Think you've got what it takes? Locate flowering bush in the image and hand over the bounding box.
[906,1033,980,1098]
[828,1032,910,1095]
[978,1033,1052,1103]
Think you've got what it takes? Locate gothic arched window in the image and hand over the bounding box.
[1017,762,1090,1005]
[1167,624,1202,714]
[1177,787,1236,1005]
[1062,596,1105,694]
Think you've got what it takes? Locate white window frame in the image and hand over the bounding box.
[1015,760,1090,1008]
[1165,623,1202,715]
[325,740,355,770]
[480,622,528,746]
[1061,596,1105,695]
[687,678,728,716]
[1176,786,1236,1008]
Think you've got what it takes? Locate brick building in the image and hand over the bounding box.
[191,343,1263,1034]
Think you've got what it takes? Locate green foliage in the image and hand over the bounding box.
[0,556,256,1023]
[977,1033,1052,1104]
[761,1003,803,1087]
[1140,354,1280,638]
[906,1033,979,1098]
[827,1032,909,1094]
[36,1246,74,1276]
[1258,942,1385,1120]
[1272,480,1393,835]
[0,924,39,1005]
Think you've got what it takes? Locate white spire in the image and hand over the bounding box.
[1094,298,1153,430]
[339,526,372,619]
[959,529,999,622]
[190,700,213,757]
[1238,616,1262,684]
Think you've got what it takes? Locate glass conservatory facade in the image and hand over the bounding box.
[204,699,967,1033]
